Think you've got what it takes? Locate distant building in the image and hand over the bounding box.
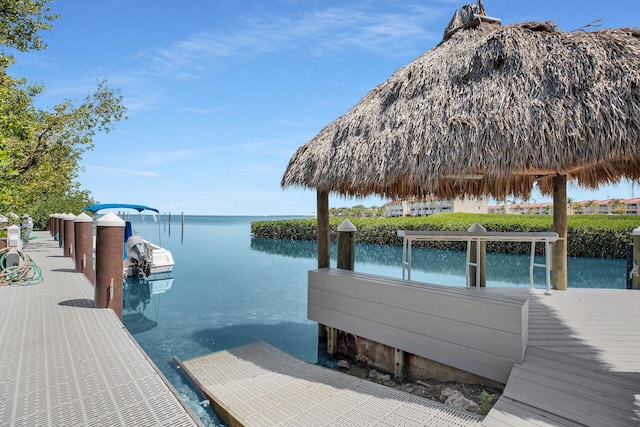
[384,196,488,217]
[487,198,639,215]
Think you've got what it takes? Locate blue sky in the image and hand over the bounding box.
[10,0,640,215]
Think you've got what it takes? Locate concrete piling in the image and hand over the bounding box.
[74,212,95,284]
[63,213,76,259]
[95,212,124,319]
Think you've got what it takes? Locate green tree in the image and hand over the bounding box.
[0,0,58,54]
[0,1,126,229]
[609,198,626,215]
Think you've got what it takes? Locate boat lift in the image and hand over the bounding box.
[398,227,560,294]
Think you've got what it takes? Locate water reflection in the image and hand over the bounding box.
[123,276,174,334]
[250,237,626,288]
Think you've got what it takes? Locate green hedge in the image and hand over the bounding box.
[251,213,640,258]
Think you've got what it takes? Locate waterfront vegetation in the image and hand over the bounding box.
[251,213,640,258]
[0,2,126,229]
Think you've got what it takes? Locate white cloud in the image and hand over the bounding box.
[87,165,160,177]
[139,4,446,79]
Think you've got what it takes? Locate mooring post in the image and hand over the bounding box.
[337,219,356,270]
[95,212,125,319]
[632,227,640,290]
[63,213,76,259]
[58,215,65,248]
[74,212,95,284]
[53,214,59,240]
[329,219,358,358]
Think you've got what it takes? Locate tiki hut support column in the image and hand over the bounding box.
[552,175,568,290]
[632,227,640,290]
[317,190,330,268]
[316,190,331,345]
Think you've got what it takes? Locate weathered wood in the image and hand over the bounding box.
[469,240,486,287]
[633,231,640,289]
[394,348,404,380]
[337,220,356,271]
[552,175,567,290]
[317,190,330,269]
[308,268,528,383]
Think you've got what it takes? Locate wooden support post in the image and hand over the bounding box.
[633,227,640,289]
[552,175,568,290]
[337,219,356,270]
[181,212,185,229]
[317,191,330,269]
[326,326,337,356]
[394,348,404,380]
[469,240,486,287]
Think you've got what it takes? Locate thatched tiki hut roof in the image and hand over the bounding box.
[281,10,640,290]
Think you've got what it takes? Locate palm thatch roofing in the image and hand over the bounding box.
[281,20,640,200]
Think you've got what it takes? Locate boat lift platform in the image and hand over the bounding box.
[175,341,483,426]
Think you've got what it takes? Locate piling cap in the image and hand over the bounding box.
[74,212,93,223]
[96,212,125,227]
[337,219,357,232]
[633,226,640,236]
[468,222,487,233]
[63,213,76,221]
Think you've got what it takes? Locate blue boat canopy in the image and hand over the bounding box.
[82,204,160,214]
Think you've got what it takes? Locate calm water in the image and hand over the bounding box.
[122,215,626,425]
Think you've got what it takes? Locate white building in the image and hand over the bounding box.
[385,196,488,217]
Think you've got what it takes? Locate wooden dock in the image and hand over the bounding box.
[0,232,201,426]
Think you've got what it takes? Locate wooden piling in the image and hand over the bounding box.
[337,219,356,271]
[469,240,486,287]
[633,227,640,290]
[552,175,568,290]
[317,191,330,269]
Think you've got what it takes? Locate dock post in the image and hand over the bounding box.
[74,213,95,284]
[53,214,59,240]
[468,240,486,287]
[394,348,404,380]
[63,213,76,259]
[58,215,65,248]
[632,228,640,290]
[552,175,568,290]
[95,212,125,319]
[337,219,356,270]
[330,219,358,357]
[181,212,184,229]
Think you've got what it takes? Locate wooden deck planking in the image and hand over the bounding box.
[0,232,201,427]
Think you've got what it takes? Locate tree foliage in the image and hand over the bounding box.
[0,0,58,54]
[0,1,127,229]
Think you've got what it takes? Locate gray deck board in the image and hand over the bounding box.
[0,232,201,427]
[480,288,640,427]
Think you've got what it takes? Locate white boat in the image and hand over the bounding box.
[83,203,174,281]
